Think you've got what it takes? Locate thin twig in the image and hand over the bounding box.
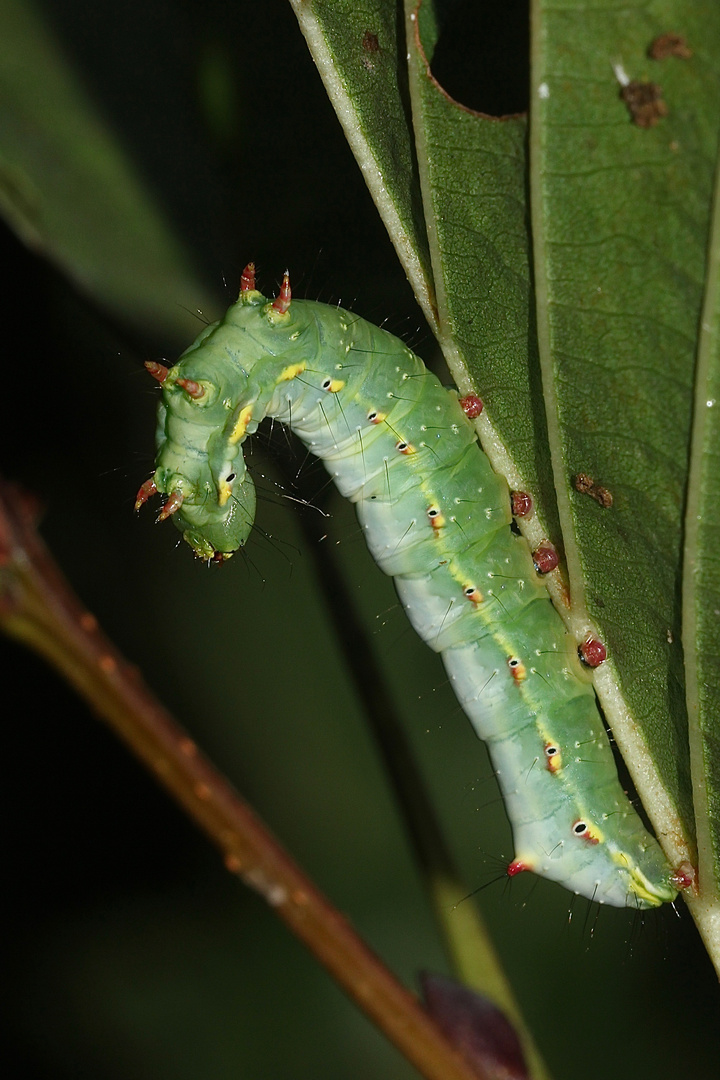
[0,479,488,1080]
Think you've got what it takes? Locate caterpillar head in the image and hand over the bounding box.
[161,468,256,562]
[137,462,257,562]
[137,264,296,561]
[137,353,257,562]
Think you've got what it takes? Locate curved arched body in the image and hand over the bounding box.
[140,272,679,909]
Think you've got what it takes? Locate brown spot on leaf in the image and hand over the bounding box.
[620,81,669,127]
[573,473,613,508]
[361,30,380,71]
[648,33,692,60]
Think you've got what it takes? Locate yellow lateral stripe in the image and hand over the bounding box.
[230,405,253,444]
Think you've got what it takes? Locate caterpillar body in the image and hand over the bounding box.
[138,265,682,909]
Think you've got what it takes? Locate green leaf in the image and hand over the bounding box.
[530,0,720,916]
[684,148,720,943]
[404,0,561,552]
[0,0,216,340]
[289,0,436,329]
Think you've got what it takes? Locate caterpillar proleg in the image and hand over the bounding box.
[138,265,684,909]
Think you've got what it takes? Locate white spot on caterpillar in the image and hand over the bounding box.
[538,81,550,98]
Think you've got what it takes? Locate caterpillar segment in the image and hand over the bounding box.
[138,265,688,909]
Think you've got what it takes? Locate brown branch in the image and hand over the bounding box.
[0,480,488,1080]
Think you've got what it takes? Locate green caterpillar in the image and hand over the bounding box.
[138,264,690,909]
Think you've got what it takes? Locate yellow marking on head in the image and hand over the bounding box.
[218,480,232,507]
[279,361,307,382]
[230,405,253,444]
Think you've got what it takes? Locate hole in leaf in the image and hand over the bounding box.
[431,0,529,115]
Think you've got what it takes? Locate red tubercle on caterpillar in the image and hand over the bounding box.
[157,490,184,521]
[134,478,158,512]
[532,541,559,574]
[459,393,484,419]
[272,270,292,314]
[671,860,697,892]
[579,638,607,668]
[510,490,533,518]
[145,361,169,384]
[507,860,528,877]
[176,377,205,400]
[240,262,256,292]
